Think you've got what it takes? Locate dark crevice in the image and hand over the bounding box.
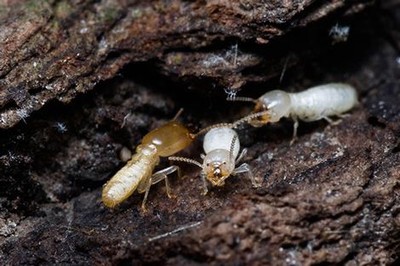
[367,116,387,128]
[392,139,400,153]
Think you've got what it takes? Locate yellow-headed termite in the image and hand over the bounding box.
[102,110,194,210]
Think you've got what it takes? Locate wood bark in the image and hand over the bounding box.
[0,0,370,128]
[2,1,400,265]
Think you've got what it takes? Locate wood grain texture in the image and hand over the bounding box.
[2,1,400,265]
[0,0,371,128]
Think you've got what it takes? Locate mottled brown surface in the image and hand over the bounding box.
[1,1,400,265]
[0,0,371,129]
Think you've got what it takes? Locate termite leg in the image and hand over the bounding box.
[200,172,208,195]
[290,118,299,145]
[153,165,181,197]
[323,116,343,126]
[236,148,247,163]
[338,113,351,119]
[141,165,180,211]
[233,163,261,187]
[168,156,207,195]
[152,165,180,198]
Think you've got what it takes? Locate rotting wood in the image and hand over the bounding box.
[3,1,400,265]
[0,0,372,129]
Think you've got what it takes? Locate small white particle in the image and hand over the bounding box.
[329,23,350,43]
[53,122,68,133]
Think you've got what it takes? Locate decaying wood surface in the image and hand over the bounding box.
[0,0,371,129]
[2,0,400,265]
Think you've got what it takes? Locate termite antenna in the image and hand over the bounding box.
[192,110,271,138]
[279,56,290,84]
[231,110,271,128]
[226,96,257,103]
[192,123,233,138]
[169,156,203,169]
[229,134,238,161]
[172,108,184,120]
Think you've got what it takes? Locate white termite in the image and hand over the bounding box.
[169,127,260,194]
[230,83,358,142]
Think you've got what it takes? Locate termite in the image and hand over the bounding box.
[229,83,358,143]
[102,110,194,210]
[169,126,261,195]
[102,107,269,209]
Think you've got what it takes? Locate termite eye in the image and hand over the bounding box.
[206,163,210,166]
[223,162,227,165]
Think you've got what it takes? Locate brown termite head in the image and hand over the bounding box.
[140,120,194,156]
[252,90,291,126]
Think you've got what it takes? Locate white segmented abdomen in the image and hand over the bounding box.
[102,151,158,208]
[289,83,357,121]
[203,127,240,159]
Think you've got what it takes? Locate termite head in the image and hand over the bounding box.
[141,121,193,157]
[251,90,291,126]
[203,149,235,186]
